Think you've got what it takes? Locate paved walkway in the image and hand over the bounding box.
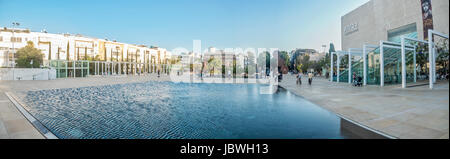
[0,91,44,139]
[279,75,449,139]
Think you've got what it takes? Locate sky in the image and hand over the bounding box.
[0,0,369,53]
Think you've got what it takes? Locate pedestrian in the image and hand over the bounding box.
[308,72,313,85]
[296,73,302,85]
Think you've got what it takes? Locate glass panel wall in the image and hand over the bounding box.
[338,55,349,82]
[49,60,89,78]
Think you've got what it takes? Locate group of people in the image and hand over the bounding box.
[296,72,314,86]
[352,73,362,87]
[295,72,363,87]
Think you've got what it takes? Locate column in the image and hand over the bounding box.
[428,31,433,89]
[98,62,100,75]
[363,46,367,85]
[413,47,417,83]
[119,62,121,75]
[380,41,384,87]
[401,37,406,88]
[330,52,334,82]
[81,61,84,77]
[433,47,437,83]
[348,50,352,84]
[337,54,340,82]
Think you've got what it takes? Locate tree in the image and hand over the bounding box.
[257,51,271,75]
[415,43,430,76]
[247,52,256,76]
[15,41,44,68]
[327,43,336,68]
[435,39,449,78]
[279,51,290,68]
[290,50,301,71]
[86,55,102,61]
[296,54,310,73]
[329,43,336,56]
[207,56,222,76]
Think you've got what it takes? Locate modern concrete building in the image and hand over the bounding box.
[332,0,449,89]
[341,0,449,50]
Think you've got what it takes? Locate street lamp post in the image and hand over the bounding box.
[116,46,120,75]
[322,44,327,77]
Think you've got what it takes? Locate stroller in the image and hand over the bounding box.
[353,76,362,87]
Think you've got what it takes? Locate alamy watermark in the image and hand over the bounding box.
[167,40,281,94]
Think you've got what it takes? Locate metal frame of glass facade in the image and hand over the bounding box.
[379,40,416,86]
[427,30,449,89]
[49,60,89,78]
[330,49,363,83]
[331,29,448,89]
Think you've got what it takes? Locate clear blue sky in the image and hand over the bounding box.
[0,0,369,52]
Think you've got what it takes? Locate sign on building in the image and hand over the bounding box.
[344,23,358,35]
[421,0,433,40]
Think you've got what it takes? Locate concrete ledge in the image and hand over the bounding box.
[0,68,56,80]
[339,116,396,139]
[4,92,58,139]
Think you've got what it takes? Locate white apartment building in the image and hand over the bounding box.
[0,27,171,69]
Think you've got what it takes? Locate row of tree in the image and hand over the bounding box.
[12,40,448,79]
[275,43,336,75]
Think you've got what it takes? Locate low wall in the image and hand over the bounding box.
[0,68,56,80]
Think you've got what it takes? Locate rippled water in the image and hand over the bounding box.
[23,82,350,139]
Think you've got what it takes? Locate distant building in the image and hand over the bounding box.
[290,48,324,62]
[309,52,326,62]
[0,27,170,68]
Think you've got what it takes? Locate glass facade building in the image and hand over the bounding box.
[332,32,421,86]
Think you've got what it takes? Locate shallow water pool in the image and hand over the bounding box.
[23,82,354,139]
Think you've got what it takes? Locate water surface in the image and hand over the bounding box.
[24,82,351,139]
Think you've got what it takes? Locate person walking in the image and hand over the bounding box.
[157,69,160,78]
[296,73,302,85]
[308,72,313,85]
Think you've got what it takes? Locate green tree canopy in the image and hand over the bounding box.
[15,41,44,68]
[279,51,290,68]
[329,43,336,55]
[257,51,271,68]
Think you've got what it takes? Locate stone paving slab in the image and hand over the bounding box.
[0,93,44,139]
[279,75,449,139]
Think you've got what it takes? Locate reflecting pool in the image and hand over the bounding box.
[23,82,354,139]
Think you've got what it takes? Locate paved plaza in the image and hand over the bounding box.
[0,92,44,139]
[279,75,449,139]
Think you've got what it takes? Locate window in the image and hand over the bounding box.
[388,23,417,42]
[11,37,22,42]
[0,36,3,41]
